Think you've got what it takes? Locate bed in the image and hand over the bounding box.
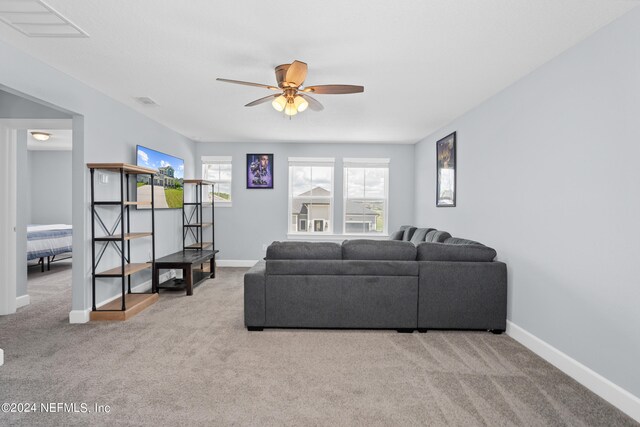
[27,224,73,272]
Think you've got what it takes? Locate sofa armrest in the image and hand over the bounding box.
[244,260,266,327]
[418,261,507,330]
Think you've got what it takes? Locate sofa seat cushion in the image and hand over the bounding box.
[266,241,342,260]
[410,227,435,245]
[417,242,497,262]
[342,239,417,261]
[424,230,451,243]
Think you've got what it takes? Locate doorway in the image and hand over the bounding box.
[0,88,76,318]
[25,128,74,305]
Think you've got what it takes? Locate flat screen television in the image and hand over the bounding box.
[136,145,184,209]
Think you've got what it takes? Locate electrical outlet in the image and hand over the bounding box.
[99,172,109,184]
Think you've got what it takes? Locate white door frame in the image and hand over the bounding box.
[0,125,17,316]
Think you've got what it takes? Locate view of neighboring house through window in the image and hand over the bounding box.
[288,158,335,233]
[202,156,232,206]
[343,158,389,234]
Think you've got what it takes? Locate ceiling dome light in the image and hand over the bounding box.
[284,100,298,116]
[272,95,287,112]
[294,95,308,112]
[31,131,51,141]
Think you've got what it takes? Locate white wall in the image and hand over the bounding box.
[196,142,415,261]
[16,130,28,299]
[414,8,640,398]
[0,39,197,313]
[29,150,73,225]
[0,126,17,315]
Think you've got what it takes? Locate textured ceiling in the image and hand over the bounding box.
[0,0,637,144]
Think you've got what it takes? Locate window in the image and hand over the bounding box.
[288,158,335,234]
[343,158,389,234]
[202,156,232,206]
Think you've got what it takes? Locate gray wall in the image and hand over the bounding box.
[1,39,197,311]
[414,8,640,397]
[29,150,73,224]
[0,89,70,119]
[196,142,415,260]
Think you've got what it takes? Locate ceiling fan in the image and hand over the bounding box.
[217,60,364,116]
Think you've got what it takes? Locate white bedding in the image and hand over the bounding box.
[27,224,73,261]
[27,224,73,233]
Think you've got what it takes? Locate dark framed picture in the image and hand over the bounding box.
[246,154,274,189]
[436,132,456,207]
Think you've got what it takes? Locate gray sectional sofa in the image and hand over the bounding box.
[244,226,507,333]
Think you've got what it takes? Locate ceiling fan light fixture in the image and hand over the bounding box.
[31,131,51,141]
[294,95,308,113]
[272,95,287,112]
[217,59,363,117]
[284,101,298,116]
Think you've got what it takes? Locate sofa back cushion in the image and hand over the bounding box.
[424,230,451,243]
[410,228,435,245]
[343,240,417,261]
[445,237,483,246]
[266,241,342,260]
[342,260,419,276]
[266,260,419,276]
[266,260,344,275]
[416,242,497,262]
[388,230,404,240]
[401,226,417,241]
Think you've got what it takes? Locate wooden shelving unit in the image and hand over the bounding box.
[88,163,159,321]
[182,179,215,252]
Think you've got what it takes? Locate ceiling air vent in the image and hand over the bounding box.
[134,97,158,106]
[0,0,88,38]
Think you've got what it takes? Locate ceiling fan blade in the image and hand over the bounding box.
[217,78,279,90]
[300,94,324,111]
[285,60,308,87]
[301,84,364,94]
[245,94,280,107]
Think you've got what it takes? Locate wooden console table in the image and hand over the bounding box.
[154,250,218,295]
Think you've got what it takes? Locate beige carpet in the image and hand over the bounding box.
[0,265,635,426]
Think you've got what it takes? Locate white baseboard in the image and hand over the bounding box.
[68,271,174,324]
[68,309,90,324]
[506,320,640,422]
[16,294,30,309]
[216,260,258,268]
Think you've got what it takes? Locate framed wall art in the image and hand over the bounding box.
[246,154,274,189]
[436,132,456,207]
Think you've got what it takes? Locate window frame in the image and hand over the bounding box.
[201,155,233,207]
[342,158,390,235]
[287,157,335,235]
